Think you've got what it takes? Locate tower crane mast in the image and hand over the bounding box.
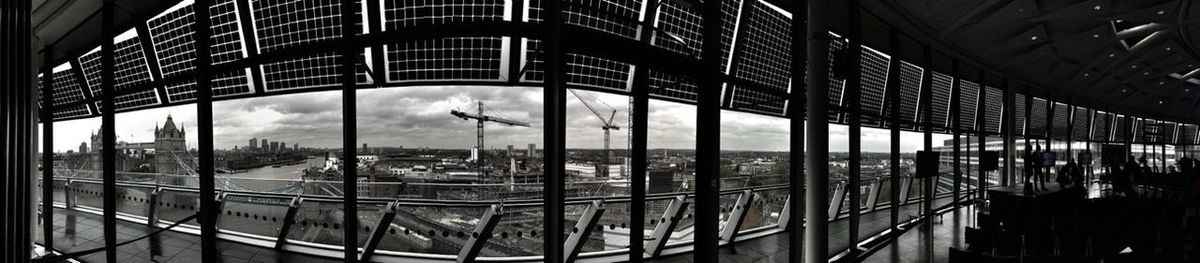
[570,90,621,166]
[451,101,531,179]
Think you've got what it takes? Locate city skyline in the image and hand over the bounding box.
[38,86,945,153]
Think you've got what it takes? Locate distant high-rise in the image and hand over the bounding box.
[293,143,298,151]
[78,142,87,154]
[507,145,514,156]
[270,142,279,152]
[261,139,268,151]
[249,137,257,150]
[278,141,286,151]
[363,143,368,153]
[528,144,535,157]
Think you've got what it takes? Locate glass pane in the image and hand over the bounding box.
[354,86,545,258]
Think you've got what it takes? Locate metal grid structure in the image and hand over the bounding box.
[652,0,703,56]
[148,0,251,102]
[79,32,159,111]
[1164,122,1177,144]
[859,48,889,127]
[928,72,952,129]
[252,0,368,91]
[982,85,1003,134]
[1050,103,1071,140]
[1071,106,1089,141]
[728,0,793,115]
[895,61,923,128]
[1092,111,1110,142]
[1182,124,1198,144]
[1028,97,1048,137]
[39,66,93,119]
[957,79,980,131]
[383,0,506,82]
[1014,93,1027,136]
[1113,115,1127,142]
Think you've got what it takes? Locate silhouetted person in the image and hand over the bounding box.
[1060,159,1080,188]
[1023,148,1037,193]
[1068,159,1085,189]
[1033,145,1047,191]
[1117,155,1140,198]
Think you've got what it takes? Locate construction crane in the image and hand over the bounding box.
[570,90,621,166]
[451,101,531,179]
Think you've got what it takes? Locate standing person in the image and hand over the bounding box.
[1118,155,1140,198]
[1023,148,1036,194]
[1057,159,1074,188]
[1033,144,1047,191]
[1069,159,1085,190]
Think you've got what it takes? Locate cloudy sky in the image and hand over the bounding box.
[41,86,946,153]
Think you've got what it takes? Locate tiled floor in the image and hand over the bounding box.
[651,195,959,263]
[40,208,338,263]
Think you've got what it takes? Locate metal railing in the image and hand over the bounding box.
[38,172,973,262]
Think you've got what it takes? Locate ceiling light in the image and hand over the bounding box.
[1186,88,1191,92]
[1132,65,1138,69]
[1159,100,1164,104]
[1159,81,1165,85]
[1144,72,1150,75]
[1093,5,1101,10]
[1166,47,1172,51]
[1158,10,1166,15]
[1093,34,1101,38]
[1083,73,1090,76]
[1122,89,1129,92]
[1108,53,1116,58]
[1030,35,1039,41]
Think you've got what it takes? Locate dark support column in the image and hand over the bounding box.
[1024,86,1032,185]
[788,1,807,262]
[341,0,360,261]
[846,0,862,253]
[543,0,566,261]
[1067,103,1073,165]
[2,0,34,260]
[976,72,986,194]
[41,47,56,252]
[101,0,119,261]
[1003,78,1013,187]
[192,0,218,261]
[951,61,961,205]
[1086,108,1093,181]
[885,26,901,233]
[805,0,832,261]
[628,0,659,259]
[920,45,934,261]
[696,0,725,261]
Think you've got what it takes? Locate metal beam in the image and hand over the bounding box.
[696,0,726,261]
[645,196,687,257]
[846,0,863,254]
[40,46,56,252]
[564,201,606,262]
[100,0,119,261]
[341,0,360,261]
[1003,78,1014,187]
[543,0,567,261]
[192,0,218,260]
[360,203,397,262]
[275,197,301,250]
[805,0,833,261]
[920,44,934,261]
[951,60,961,205]
[720,190,757,243]
[233,0,266,94]
[787,1,808,262]
[134,24,169,104]
[457,205,502,263]
[977,71,987,195]
[885,25,902,233]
